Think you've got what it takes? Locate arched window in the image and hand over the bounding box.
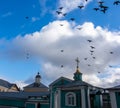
[65,92,76,106]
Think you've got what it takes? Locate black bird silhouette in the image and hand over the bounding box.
[98,1,104,6]
[87,40,92,42]
[77,27,82,30]
[109,65,113,68]
[93,57,96,59]
[61,50,64,52]
[84,58,88,60]
[62,13,67,16]
[110,51,114,54]
[25,16,29,19]
[113,0,120,5]
[78,5,84,9]
[93,7,99,11]
[88,64,91,66]
[59,7,63,10]
[90,50,94,53]
[100,8,107,13]
[90,46,95,49]
[98,71,101,73]
[61,65,64,68]
[56,11,62,15]
[70,18,75,21]
[60,24,63,26]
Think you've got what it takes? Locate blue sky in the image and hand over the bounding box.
[0,0,120,88]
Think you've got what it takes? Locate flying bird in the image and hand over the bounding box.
[25,16,29,19]
[78,5,84,9]
[61,65,64,68]
[61,50,64,52]
[88,64,91,66]
[113,0,120,5]
[77,27,82,30]
[109,65,113,68]
[110,51,114,54]
[87,40,92,42]
[70,18,75,21]
[56,11,62,15]
[93,7,99,11]
[84,58,88,60]
[90,46,95,49]
[62,13,67,16]
[100,9,107,13]
[60,24,63,26]
[90,50,94,53]
[59,7,63,10]
[98,1,104,6]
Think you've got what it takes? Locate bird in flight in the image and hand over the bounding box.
[56,11,62,15]
[78,5,84,9]
[70,18,75,21]
[84,58,88,60]
[93,7,99,11]
[110,51,114,54]
[61,50,64,52]
[25,16,29,19]
[59,7,63,10]
[98,1,104,6]
[113,0,120,5]
[77,27,82,30]
[87,40,92,42]
[61,65,64,68]
[90,46,95,49]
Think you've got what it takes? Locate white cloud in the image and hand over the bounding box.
[1,20,120,88]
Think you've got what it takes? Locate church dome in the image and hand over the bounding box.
[35,72,41,78]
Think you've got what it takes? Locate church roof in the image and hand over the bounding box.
[0,91,49,99]
[0,79,16,89]
[107,85,120,90]
[49,76,73,87]
[24,82,48,89]
[56,80,94,88]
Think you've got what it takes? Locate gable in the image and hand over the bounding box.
[10,84,19,91]
[49,77,72,87]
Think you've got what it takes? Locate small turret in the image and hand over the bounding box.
[34,72,41,87]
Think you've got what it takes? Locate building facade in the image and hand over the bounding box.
[49,58,104,108]
[108,85,120,108]
[0,79,19,92]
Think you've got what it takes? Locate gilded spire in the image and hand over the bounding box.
[75,57,80,73]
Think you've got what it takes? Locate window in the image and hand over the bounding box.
[65,92,76,106]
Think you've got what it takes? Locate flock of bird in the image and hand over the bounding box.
[59,38,115,74]
[56,0,120,18]
[25,0,118,74]
[55,0,118,73]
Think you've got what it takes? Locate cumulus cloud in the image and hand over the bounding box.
[1,20,120,88]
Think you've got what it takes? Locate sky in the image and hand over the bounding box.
[0,0,120,89]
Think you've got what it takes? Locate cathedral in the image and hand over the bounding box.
[0,58,119,108]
